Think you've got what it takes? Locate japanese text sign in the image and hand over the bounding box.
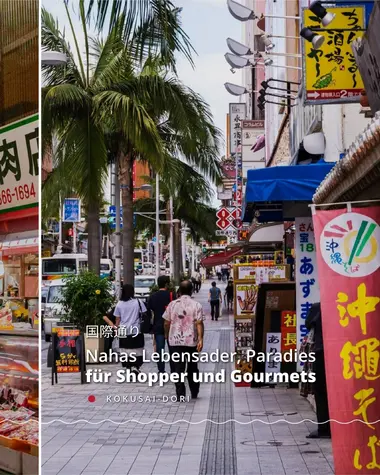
[229,103,246,155]
[313,206,380,474]
[303,6,365,104]
[281,311,297,353]
[295,217,320,371]
[0,115,38,214]
[53,329,82,374]
[63,198,81,223]
[265,332,281,382]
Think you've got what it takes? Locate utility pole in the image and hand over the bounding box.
[155,174,160,280]
[114,160,122,297]
[169,197,174,280]
[181,223,187,275]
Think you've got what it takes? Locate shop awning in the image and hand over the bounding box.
[0,236,38,256]
[200,248,243,268]
[313,114,380,204]
[243,162,334,223]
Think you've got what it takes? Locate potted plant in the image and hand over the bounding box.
[60,271,115,363]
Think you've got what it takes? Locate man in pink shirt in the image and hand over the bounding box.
[163,280,205,400]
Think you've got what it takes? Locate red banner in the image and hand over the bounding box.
[313,206,380,474]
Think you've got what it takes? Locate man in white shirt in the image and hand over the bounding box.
[163,280,205,400]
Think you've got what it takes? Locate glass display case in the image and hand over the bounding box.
[0,329,38,468]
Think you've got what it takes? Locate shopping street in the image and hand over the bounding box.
[41,283,333,475]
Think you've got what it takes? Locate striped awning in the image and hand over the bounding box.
[313,113,380,204]
[0,235,38,256]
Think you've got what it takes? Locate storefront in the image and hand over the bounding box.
[0,115,39,474]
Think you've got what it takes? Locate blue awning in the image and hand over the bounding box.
[243,162,334,223]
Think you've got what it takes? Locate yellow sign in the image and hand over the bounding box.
[43,250,51,257]
[303,6,365,103]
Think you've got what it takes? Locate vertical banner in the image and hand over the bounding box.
[265,333,281,383]
[229,103,246,242]
[281,311,297,353]
[313,206,380,475]
[295,217,320,370]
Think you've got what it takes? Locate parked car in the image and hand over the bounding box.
[134,275,156,300]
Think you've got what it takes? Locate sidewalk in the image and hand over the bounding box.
[41,281,333,475]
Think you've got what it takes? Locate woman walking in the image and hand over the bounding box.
[114,284,146,374]
[225,279,234,312]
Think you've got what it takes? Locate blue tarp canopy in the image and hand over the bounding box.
[243,162,334,223]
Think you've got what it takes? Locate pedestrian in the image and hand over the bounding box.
[163,280,205,400]
[114,283,146,374]
[209,281,222,321]
[196,269,202,292]
[191,270,199,293]
[305,303,331,439]
[225,279,234,312]
[147,275,175,374]
[216,265,222,281]
[103,307,117,361]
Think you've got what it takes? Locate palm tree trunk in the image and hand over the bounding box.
[87,200,101,275]
[119,152,135,286]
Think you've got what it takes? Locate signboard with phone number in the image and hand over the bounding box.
[0,115,38,213]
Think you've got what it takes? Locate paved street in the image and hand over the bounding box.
[41,282,333,475]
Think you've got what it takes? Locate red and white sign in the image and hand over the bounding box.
[216,208,231,220]
[306,89,360,101]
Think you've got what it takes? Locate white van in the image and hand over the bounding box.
[42,279,66,342]
[134,275,156,300]
[100,259,113,279]
[42,253,88,284]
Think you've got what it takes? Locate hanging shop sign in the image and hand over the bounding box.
[0,115,38,214]
[63,198,81,223]
[295,217,320,371]
[351,1,380,114]
[313,206,380,475]
[229,103,246,156]
[303,5,365,105]
[52,328,86,384]
[221,159,236,180]
[234,282,258,318]
[281,311,297,353]
[241,120,265,165]
[216,206,243,231]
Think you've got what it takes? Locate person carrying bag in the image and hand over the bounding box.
[114,284,146,374]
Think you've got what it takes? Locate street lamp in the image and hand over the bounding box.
[225,54,302,72]
[41,51,68,66]
[309,1,336,27]
[227,0,336,27]
[227,37,253,56]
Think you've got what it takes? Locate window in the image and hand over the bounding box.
[135,278,155,288]
[43,259,76,275]
[47,286,63,303]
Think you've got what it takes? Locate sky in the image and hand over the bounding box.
[42,0,242,155]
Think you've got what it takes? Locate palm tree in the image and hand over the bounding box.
[42,3,222,281]
[42,2,207,275]
[86,0,195,69]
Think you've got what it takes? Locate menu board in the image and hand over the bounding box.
[52,328,85,384]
